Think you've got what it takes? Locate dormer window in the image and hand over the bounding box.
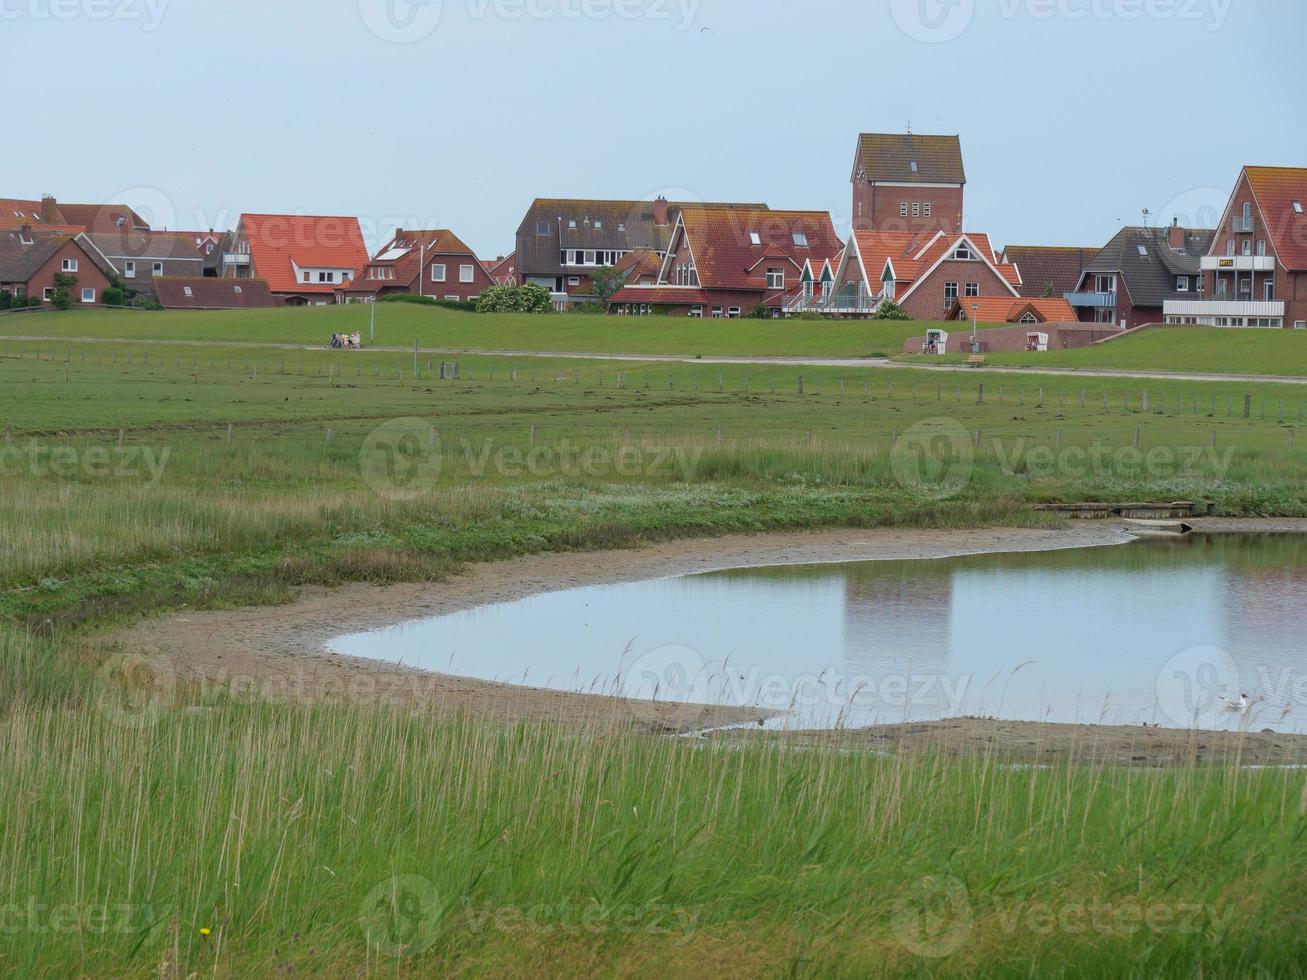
[953,246,974,260]
[766,268,784,290]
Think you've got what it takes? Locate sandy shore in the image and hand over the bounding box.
[112,518,1307,761]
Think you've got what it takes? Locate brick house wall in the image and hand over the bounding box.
[897,258,1015,321]
[421,253,494,302]
[30,240,111,305]
[1214,171,1307,327]
[854,183,962,236]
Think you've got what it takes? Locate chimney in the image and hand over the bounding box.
[653,196,669,226]
[40,195,56,224]
[1167,217,1184,250]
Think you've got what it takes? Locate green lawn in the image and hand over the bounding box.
[900,325,1307,377]
[0,305,925,358]
[3,323,1307,975]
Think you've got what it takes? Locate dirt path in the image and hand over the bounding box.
[6,333,1306,385]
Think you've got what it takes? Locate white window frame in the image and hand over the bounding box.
[123,261,135,278]
[711,307,723,319]
[944,281,958,302]
[183,286,194,297]
[568,276,581,286]
[792,232,808,247]
[80,287,95,303]
[954,246,974,260]
[766,268,785,290]
[431,263,446,282]
[689,305,703,318]
[749,232,761,246]
[899,202,909,218]
[62,257,78,272]
[42,287,54,301]
[727,306,741,318]
[923,202,933,218]
[152,261,164,276]
[1175,276,1188,292]
[444,294,460,302]
[459,264,474,283]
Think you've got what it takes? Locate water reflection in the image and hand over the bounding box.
[331,535,1307,732]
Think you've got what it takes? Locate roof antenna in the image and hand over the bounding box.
[906,118,912,135]
[1141,207,1151,229]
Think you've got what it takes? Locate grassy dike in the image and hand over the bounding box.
[2,317,1307,975]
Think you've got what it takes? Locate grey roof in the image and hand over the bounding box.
[515,198,767,278]
[0,228,78,282]
[855,133,966,184]
[1081,225,1217,307]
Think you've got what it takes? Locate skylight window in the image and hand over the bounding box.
[909,161,919,173]
[1296,201,1304,214]
[594,221,602,230]
[792,232,809,247]
[183,286,193,296]
[1137,245,1149,257]
[749,232,762,245]
[233,285,242,293]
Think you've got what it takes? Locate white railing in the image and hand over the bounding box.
[1164,299,1283,318]
[786,286,882,315]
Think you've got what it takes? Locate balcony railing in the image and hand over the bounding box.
[1231,216,1255,233]
[1202,255,1275,272]
[1164,299,1284,318]
[1064,291,1116,308]
[787,285,882,315]
[222,253,250,266]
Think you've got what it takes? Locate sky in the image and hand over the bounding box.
[7,0,1305,256]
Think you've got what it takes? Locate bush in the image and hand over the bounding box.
[50,273,75,311]
[476,283,553,314]
[103,286,126,307]
[379,294,478,312]
[873,300,911,321]
[749,304,773,319]
[571,302,605,315]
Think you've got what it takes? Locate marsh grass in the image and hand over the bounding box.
[1,627,1305,977]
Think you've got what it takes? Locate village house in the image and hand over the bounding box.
[83,229,207,297]
[1164,166,1307,330]
[483,254,517,286]
[607,208,843,318]
[223,213,370,306]
[1000,245,1096,299]
[514,196,766,307]
[0,195,149,233]
[0,225,112,306]
[807,229,1022,320]
[154,276,276,310]
[944,295,1077,325]
[851,133,965,235]
[1069,223,1215,329]
[337,229,494,304]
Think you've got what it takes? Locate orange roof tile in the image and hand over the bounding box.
[237,213,370,294]
[1244,167,1307,271]
[677,208,842,291]
[949,296,1077,323]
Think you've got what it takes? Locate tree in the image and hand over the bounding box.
[1041,280,1056,298]
[749,303,773,319]
[873,299,911,321]
[587,266,628,308]
[50,273,76,311]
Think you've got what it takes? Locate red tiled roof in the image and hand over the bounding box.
[351,228,484,294]
[1244,167,1307,271]
[614,247,662,284]
[609,286,708,305]
[676,208,842,291]
[947,296,1077,323]
[237,213,370,294]
[1001,245,1096,298]
[154,276,276,309]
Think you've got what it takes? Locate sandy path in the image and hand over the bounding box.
[6,333,1307,385]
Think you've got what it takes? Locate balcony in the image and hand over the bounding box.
[787,284,882,316]
[1231,215,1256,234]
[1163,298,1285,326]
[1064,291,1116,308]
[1201,255,1275,273]
[222,253,250,266]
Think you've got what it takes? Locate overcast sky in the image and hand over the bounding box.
[8,0,1303,255]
